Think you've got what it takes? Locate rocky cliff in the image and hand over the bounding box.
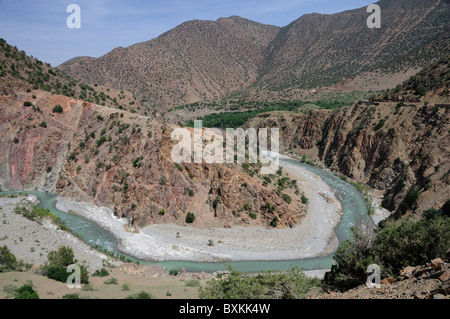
[248,57,450,216]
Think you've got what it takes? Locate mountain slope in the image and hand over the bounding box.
[59,0,450,111]
[0,39,307,230]
[59,16,280,110]
[247,56,450,217]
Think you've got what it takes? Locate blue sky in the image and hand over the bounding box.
[0,0,375,66]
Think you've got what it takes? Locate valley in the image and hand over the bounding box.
[0,0,449,301]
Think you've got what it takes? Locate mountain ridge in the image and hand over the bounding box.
[58,0,450,111]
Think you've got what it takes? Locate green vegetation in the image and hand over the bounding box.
[270,216,278,227]
[126,291,155,299]
[199,266,320,299]
[92,268,109,277]
[301,195,309,204]
[16,283,39,299]
[23,101,32,107]
[281,193,292,204]
[169,269,179,276]
[42,246,89,284]
[104,277,118,285]
[324,213,450,291]
[394,189,420,219]
[0,245,29,272]
[185,279,201,287]
[52,104,63,113]
[185,212,195,224]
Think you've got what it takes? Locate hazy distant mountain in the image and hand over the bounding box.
[59,0,450,111]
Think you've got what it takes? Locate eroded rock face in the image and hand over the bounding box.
[248,100,450,215]
[0,91,307,229]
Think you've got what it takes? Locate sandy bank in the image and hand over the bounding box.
[0,195,112,271]
[55,156,343,262]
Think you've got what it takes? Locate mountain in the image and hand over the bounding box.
[59,0,450,111]
[0,39,306,229]
[59,16,280,111]
[247,56,450,217]
[0,38,143,113]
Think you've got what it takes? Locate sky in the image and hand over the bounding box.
[0,0,375,66]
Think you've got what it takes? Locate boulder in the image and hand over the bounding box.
[400,266,417,278]
[439,270,450,283]
[381,277,396,285]
[430,258,444,270]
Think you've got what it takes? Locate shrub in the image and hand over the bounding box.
[301,195,309,204]
[169,269,179,276]
[374,119,385,131]
[39,121,47,128]
[23,101,32,107]
[92,268,109,277]
[395,189,420,218]
[104,277,118,285]
[96,136,107,147]
[270,217,278,227]
[199,266,319,299]
[324,215,450,291]
[43,247,89,284]
[185,212,195,224]
[0,245,18,272]
[185,279,200,287]
[47,246,74,266]
[52,105,63,113]
[126,291,155,299]
[13,137,19,144]
[16,283,39,299]
[121,284,130,291]
[282,193,292,204]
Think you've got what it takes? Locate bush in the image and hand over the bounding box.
[23,101,32,107]
[48,246,74,266]
[199,266,319,299]
[0,245,18,272]
[301,195,309,204]
[43,247,89,284]
[185,279,201,287]
[52,104,63,113]
[185,212,195,224]
[104,277,118,285]
[169,269,179,276]
[39,121,47,128]
[395,189,420,218]
[270,216,278,227]
[282,193,292,204]
[92,268,109,277]
[324,215,450,291]
[126,291,155,299]
[16,283,39,299]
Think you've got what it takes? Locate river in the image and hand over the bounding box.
[0,159,370,273]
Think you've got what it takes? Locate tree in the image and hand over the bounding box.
[47,246,74,266]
